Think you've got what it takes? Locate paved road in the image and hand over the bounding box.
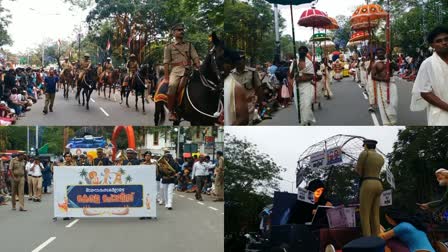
[0,191,223,252]
[260,77,426,126]
[16,88,189,126]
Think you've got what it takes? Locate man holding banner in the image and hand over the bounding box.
[62,152,77,166]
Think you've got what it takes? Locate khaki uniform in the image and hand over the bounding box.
[62,160,77,166]
[101,62,114,81]
[356,148,384,237]
[10,158,26,209]
[214,156,224,200]
[230,67,262,122]
[163,41,199,96]
[97,66,103,77]
[127,60,139,79]
[79,59,91,80]
[61,61,73,76]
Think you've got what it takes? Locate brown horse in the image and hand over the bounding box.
[59,70,74,100]
[102,69,120,100]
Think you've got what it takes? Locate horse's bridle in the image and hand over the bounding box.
[198,45,224,92]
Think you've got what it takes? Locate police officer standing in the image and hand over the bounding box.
[163,24,201,121]
[93,148,112,166]
[77,153,91,166]
[231,54,264,124]
[62,152,77,166]
[122,148,140,165]
[10,151,27,211]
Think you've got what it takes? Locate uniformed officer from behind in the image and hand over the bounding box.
[231,53,264,124]
[163,23,201,121]
[10,151,27,211]
[93,148,112,166]
[122,148,140,165]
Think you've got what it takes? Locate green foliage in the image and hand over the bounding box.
[0,0,12,47]
[389,127,448,213]
[224,133,284,235]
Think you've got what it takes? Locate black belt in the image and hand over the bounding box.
[31,176,42,178]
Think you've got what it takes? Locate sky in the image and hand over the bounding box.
[2,0,91,54]
[225,126,404,193]
[275,0,365,41]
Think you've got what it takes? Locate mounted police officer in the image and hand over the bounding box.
[163,23,201,121]
[78,53,92,85]
[124,54,139,87]
[92,148,112,166]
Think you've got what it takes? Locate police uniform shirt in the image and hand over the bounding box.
[163,41,199,67]
[10,158,26,177]
[80,60,91,71]
[127,60,139,73]
[231,67,262,90]
[93,158,112,166]
[123,159,140,166]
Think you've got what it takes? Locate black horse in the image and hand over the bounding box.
[122,64,151,113]
[172,32,227,126]
[75,67,97,110]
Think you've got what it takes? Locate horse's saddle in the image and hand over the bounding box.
[176,71,194,105]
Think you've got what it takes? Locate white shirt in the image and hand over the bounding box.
[29,162,44,177]
[191,161,215,178]
[411,53,448,125]
[25,161,33,175]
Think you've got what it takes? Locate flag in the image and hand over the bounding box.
[106,39,111,51]
[127,36,132,48]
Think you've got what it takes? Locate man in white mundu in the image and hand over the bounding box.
[360,57,368,87]
[371,48,398,125]
[290,46,316,125]
[320,58,333,99]
[411,26,448,125]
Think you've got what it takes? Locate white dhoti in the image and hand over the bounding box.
[158,181,164,204]
[294,81,316,125]
[360,69,367,86]
[366,73,376,106]
[375,79,398,125]
[323,73,333,98]
[224,75,236,125]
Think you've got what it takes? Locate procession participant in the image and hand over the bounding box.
[10,151,27,211]
[366,57,377,112]
[43,69,59,115]
[61,57,73,77]
[231,53,264,124]
[289,46,316,125]
[371,48,398,125]
[124,54,139,87]
[356,139,384,237]
[332,59,343,81]
[141,151,156,165]
[77,153,91,166]
[158,152,178,210]
[122,148,140,165]
[213,151,224,202]
[25,156,34,201]
[191,154,215,201]
[360,57,368,86]
[418,168,448,212]
[77,53,91,85]
[62,152,77,166]
[93,148,112,166]
[320,58,333,99]
[411,26,448,125]
[101,57,114,83]
[163,23,201,121]
[29,157,44,202]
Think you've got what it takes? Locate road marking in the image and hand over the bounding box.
[197,202,205,205]
[370,112,380,126]
[188,198,194,201]
[178,195,185,198]
[100,107,110,117]
[65,218,79,228]
[90,98,96,103]
[208,206,219,211]
[32,237,56,252]
[362,92,368,100]
[358,84,362,89]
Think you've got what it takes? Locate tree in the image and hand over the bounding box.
[0,0,12,47]
[225,133,284,235]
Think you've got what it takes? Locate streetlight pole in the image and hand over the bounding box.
[176,127,181,159]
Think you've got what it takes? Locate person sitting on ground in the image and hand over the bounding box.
[9,88,25,117]
[380,207,435,252]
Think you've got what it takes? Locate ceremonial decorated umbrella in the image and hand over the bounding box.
[351,19,379,31]
[323,17,339,30]
[350,4,387,24]
[349,31,369,42]
[309,32,332,42]
[265,0,315,124]
[298,6,331,105]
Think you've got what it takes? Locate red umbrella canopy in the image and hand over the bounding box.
[350,4,387,24]
[349,31,369,42]
[298,7,332,28]
[331,51,341,55]
[324,17,339,30]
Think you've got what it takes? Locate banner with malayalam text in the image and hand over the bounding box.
[54,165,157,218]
